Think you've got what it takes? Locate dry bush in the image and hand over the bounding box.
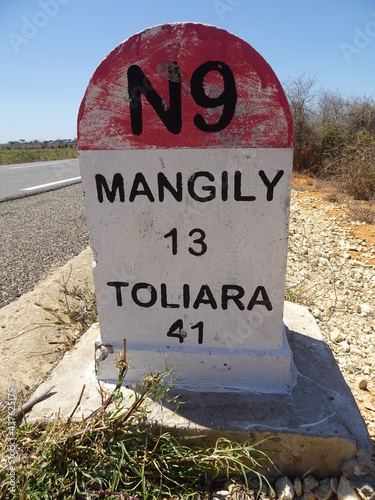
[348,204,375,224]
[284,75,375,201]
[345,97,375,136]
[333,135,375,201]
[283,73,319,173]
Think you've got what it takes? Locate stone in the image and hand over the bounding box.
[330,478,339,494]
[311,307,323,321]
[349,475,375,500]
[356,487,375,500]
[231,490,252,500]
[357,303,372,315]
[303,475,319,492]
[337,476,361,500]
[228,483,239,493]
[313,478,335,500]
[213,491,230,499]
[330,327,344,343]
[227,482,252,500]
[340,340,351,353]
[358,379,368,390]
[294,477,303,496]
[269,486,277,500]
[275,477,295,500]
[302,492,316,500]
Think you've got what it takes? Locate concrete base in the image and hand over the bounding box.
[27,302,371,479]
[97,328,293,393]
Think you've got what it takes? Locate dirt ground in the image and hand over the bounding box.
[291,173,375,442]
[0,247,94,401]
[292,173,375,267]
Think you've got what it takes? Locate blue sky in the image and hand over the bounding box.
[0,0,374,143]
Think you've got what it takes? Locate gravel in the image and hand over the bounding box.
[0,184,89,308]
[205,184,375,498]
[286,190,375,430]
[203,473,374,500]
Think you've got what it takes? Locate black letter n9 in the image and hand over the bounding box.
[127,62,182,135]
[190,61,237,132]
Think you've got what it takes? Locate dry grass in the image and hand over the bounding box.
[348,203,375,225]
[0,365,274,499]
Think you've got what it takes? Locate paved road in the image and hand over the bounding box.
[0,158,80,201]
[0,183,89,308]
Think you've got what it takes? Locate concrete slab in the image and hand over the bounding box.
[27,302,372,479]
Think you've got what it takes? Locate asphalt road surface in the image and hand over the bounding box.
[0,183,89,308]
[0,158,80,201]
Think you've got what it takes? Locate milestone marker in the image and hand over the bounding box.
[78,23,294,392]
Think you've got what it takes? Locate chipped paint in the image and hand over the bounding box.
[78,23,292,151]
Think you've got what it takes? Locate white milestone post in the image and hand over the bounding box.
[78,23,294,392]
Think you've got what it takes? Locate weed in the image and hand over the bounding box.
[348,204,375,225]
[324,192,341,204]
[35,273,97,350]
[0,364,274,499]
[285,286,313,307]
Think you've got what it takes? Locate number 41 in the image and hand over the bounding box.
[167,319,204,344]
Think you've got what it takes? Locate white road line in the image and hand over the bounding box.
[21,177,81,191]
[9,161,71,170]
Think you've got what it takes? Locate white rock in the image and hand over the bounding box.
[337,476,361,500]
[339,340,351,353]
[275,476,295,500]
[314,478,335,500]
[355,482,375,500]
[213,491,230,499]
[303,475,319,492]
[330,477,339,494]
[330,327,344,343]
[357,303,372,315]
[294,477,303,496]
[312,308,323,321]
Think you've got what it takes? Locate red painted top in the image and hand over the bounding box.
[78,23,293,150]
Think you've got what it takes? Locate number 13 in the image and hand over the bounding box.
[164,228,207,256]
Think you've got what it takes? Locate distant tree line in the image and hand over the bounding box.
[0,139,78,165]
[0,139,77,150]
[284,74,375,201]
